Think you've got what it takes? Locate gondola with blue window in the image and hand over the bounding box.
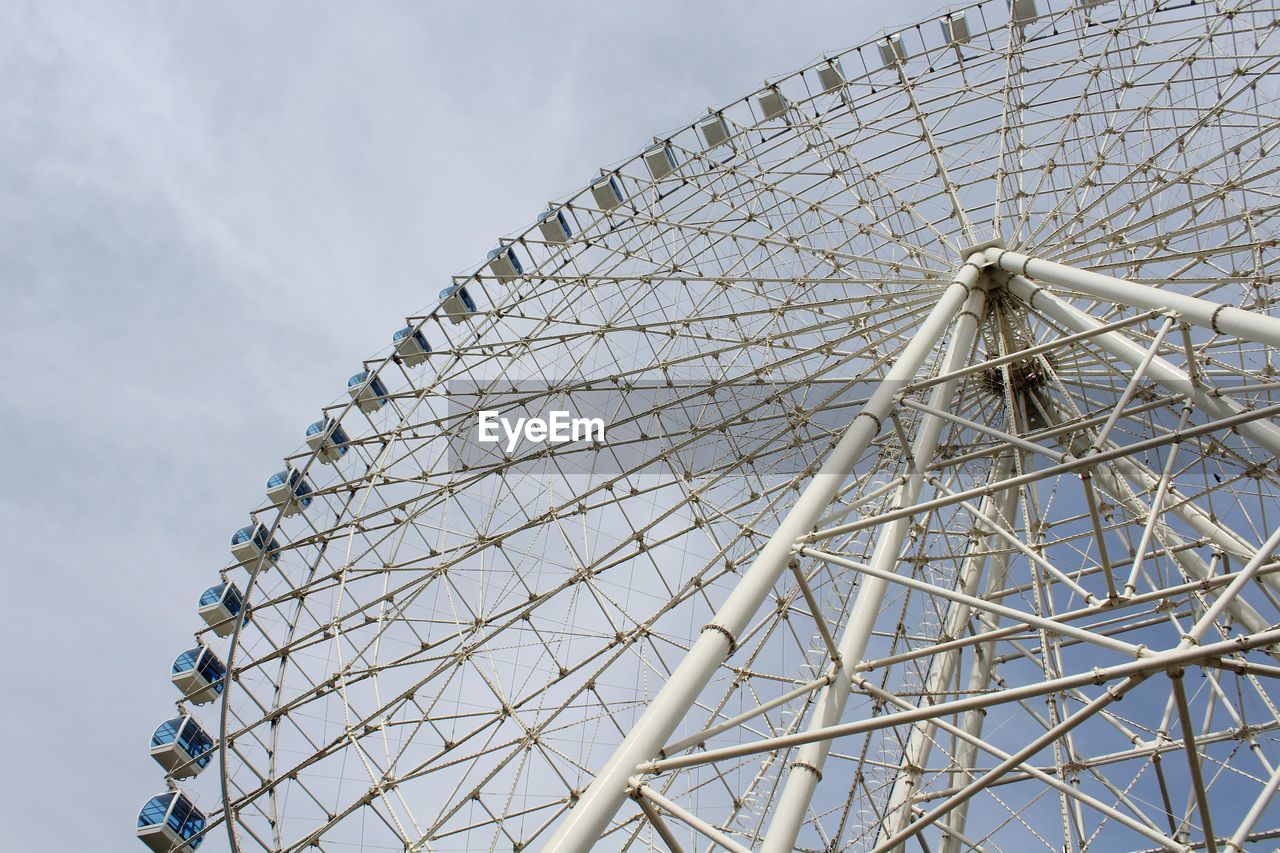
[305,417,350,462]
[486,245,524,281]
[230,522,279,566]
[171,645,226,705]
[642,142,678,179]
[590,174,625,210]
[537,207,572,244]
[136,790,206,852]
[149,715,215,779]
[392,325,431,366]
[197,581,245,637]
[266,468,312,516]
[439,282,478,324]
[347,370,390,414]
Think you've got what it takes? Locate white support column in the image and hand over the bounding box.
[543,258,986,852]
[760,282,990,852]
[988,248,1280,350]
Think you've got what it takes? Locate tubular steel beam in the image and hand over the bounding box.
[940,481,1020,853]
[987,248,1280,350]
[643,627,1280,775]
[872,675,1165,853]
[1170,670,1217,853]
[634,795,687,853]
[1005,273,1280,458]
[880,454,1014,845]
[542,258,987,851]
[759,280,990,852]
[805,402,1280,543]
[660,675,834,759]
[1226,761,1280,852]
[858,676,1177,850]
[799,546,1149,660]
[632,785,751,853]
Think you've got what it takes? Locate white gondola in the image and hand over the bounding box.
[136,791,207,852]
[757,86,788,121]
[348,370,389,414]
[817,59,845,92]
[230,522,279,566]
[642,142,678,180]
[589,174,625,210]
[697,113,731,149]
[878,33,905,67]
[1013,0,1039,24]
[537,208,572,244]
[171,645,226,705]
[265,468,312,516]
[197,581,245,637]
[305,417,350,463]
[150,715,215,779]
[439,283,478,324]
[487,246,524,281]
[392,325,431,366]
[941,11,971,43]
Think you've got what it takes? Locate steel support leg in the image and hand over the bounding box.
[939,484,1020,853]
[760,282,990,852]
[543,258,986,851]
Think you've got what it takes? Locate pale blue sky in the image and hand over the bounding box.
[0,2,944,848]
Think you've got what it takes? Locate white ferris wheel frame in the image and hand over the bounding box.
[133,1,1280,851]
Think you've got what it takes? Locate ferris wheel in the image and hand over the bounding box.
[136,0,1280,850]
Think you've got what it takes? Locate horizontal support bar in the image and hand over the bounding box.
[643,627,1280,775]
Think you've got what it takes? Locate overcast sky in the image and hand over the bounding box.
[0,2,944,848]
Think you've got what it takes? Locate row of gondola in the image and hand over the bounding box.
[135,83,724,851]
[132,84,742,853]
[133,152,637,851]
[133,311,465,848]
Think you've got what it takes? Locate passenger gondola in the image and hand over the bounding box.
[347,370,390,414]
[170,645,226,705]
[136,791,206,851]
[149,715,215,779]
[305,417,350,462]
[197,581,245,637]
[265,468,313,516]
